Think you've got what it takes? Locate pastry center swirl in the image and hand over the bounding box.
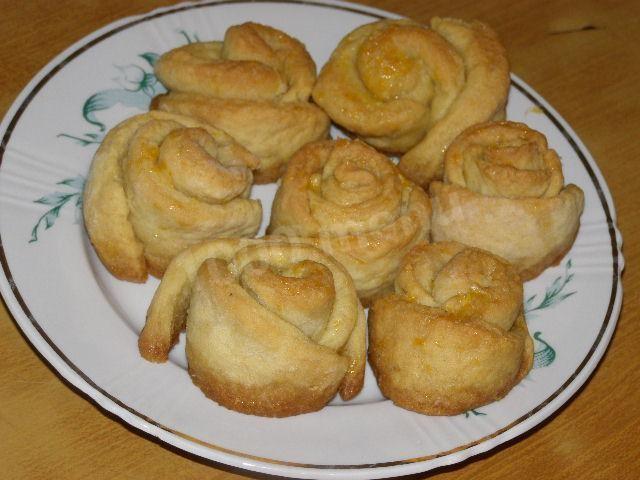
[157,127,253,203]
[123,120,256,216]
[445,122,565,199]
[307,142,405,236]
[396,244,523,331]
[239,260,335,340]
[356,23,464,115]
[154,22,316,103]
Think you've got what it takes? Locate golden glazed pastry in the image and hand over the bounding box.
[312,18,510,188]
[430,121,585,280]
[267,139,431,305]
[369,241,533,416]
[138,238,366,417]
[152,22,330,183]
[83,111,262,282]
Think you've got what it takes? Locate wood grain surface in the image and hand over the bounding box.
[0,0,637,479]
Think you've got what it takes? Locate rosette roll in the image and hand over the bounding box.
[138,239,366,417]
[311,18,510,188]
[369,241,533,415]
[152,22,330,183]
[83,111,262,282]
[430,121,585,280]
[267,139,431,304]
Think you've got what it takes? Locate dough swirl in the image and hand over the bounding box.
[312,18,510,187]
[83,111,262,282]
[369,241,533,415]
[138,238,365,417]
[430,121,585,280]
[153,22,330,183]
[267,139,431,304]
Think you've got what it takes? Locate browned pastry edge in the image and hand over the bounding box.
[188,363,343,417]
[88,237,148,283]
[358,283,394,309]
[518,226,580,281]
[251,161,286,184]
[138,333,177,363]
[138,289,190,363]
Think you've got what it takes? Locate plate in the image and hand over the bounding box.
[0,1,624,478]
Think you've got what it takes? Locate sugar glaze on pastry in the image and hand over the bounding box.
[83,111,262,282]
[312,18,510,187]
[369,241,533,415]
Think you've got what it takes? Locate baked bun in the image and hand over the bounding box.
[152,22,330,183]
[369,241,533,415]
[83,111,262,282]
[312,18,509,187]
[138,238,365,417]
[430,121,585,280]
[267,139,431,305]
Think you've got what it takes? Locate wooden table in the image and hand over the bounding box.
[0,0,637,478]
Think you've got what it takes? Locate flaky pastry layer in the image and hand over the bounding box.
[138,238,366,417]
[83,111,262,282]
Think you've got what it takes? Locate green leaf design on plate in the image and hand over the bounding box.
[533,331,556,369]
[30,176,85,243]
[58,30,199,146]
[139,52,160,68]
[177,29,201,44]
[524,259,576,315]
[464,409,486,418]
[56,132,103,146]
[57,176,87,190]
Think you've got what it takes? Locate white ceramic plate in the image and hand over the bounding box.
[0,1,624,478]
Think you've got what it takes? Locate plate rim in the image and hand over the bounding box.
[0,0,624,478]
